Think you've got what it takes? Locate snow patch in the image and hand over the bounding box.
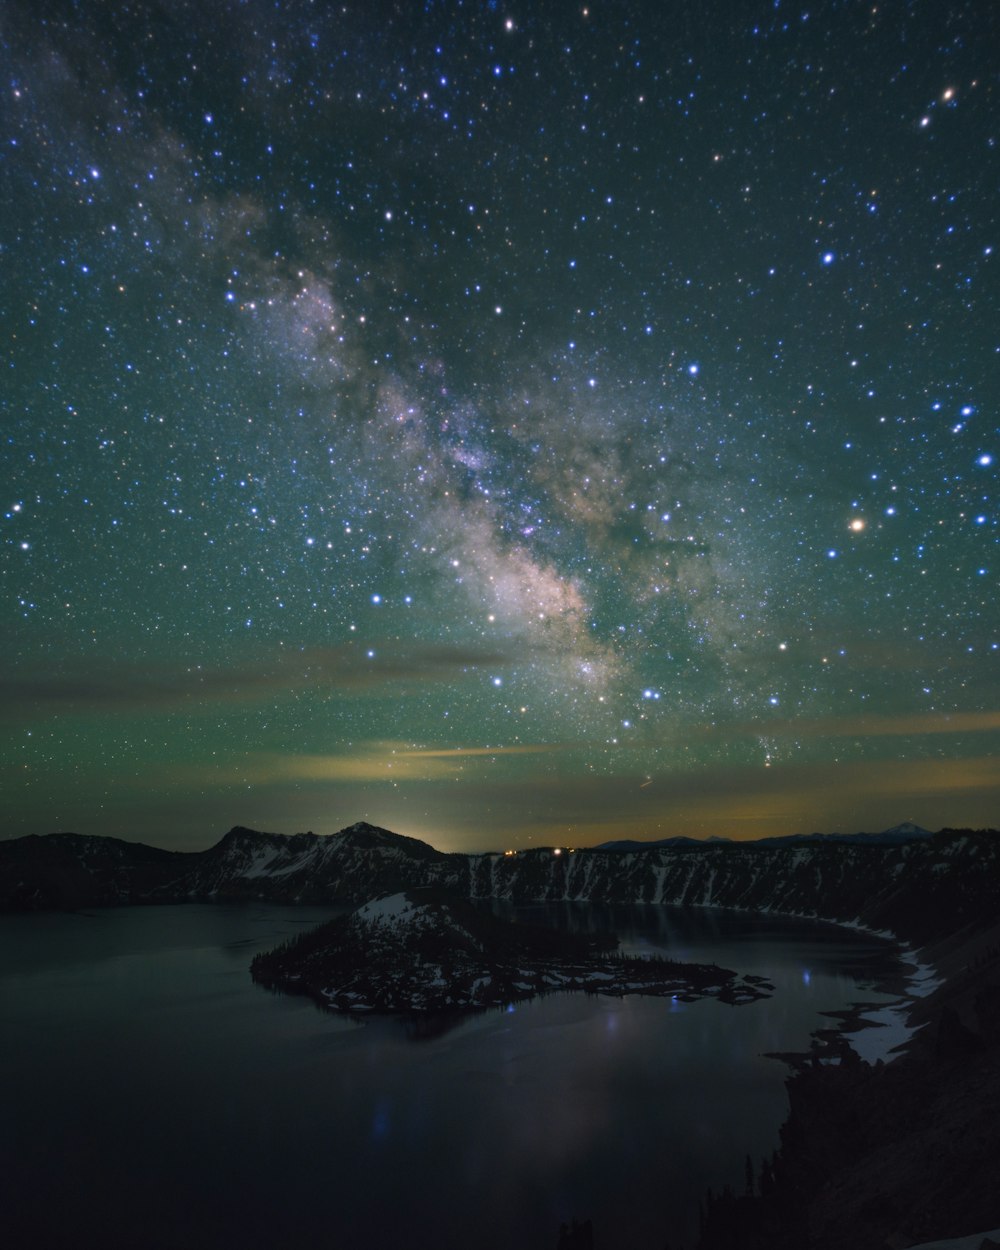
[903,1229,1000,1250]
[356,893,415,922]
[848,1003,927,1064]
[240,847,282,879]
[904,958,944,999]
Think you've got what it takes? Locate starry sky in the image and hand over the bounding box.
[2,1,997,853]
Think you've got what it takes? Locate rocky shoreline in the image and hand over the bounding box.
[697,921,1000,1250]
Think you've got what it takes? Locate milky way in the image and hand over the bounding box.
[2,2,997,849]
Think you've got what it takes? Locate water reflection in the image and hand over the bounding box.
[0,903,904,1250]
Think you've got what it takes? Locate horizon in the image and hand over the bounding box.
[9,814,966,858]
[3,3,998,855]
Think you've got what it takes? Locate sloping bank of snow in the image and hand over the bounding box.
[848,1004,925,1064]
[847,946,943,1064]
[356,892,420,922]
[903,1229,1000,1250]
[752,912,940,1064]
[657,905,940,1065]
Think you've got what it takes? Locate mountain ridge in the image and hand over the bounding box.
[2,821,998,946]
[596,821,934,851]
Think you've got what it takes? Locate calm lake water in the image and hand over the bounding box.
[0,902,899,1249]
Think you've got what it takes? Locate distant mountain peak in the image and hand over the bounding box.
[219,824,302,847]
[754,822,935,848]
[339,820,395,838]
[880,821,931,837]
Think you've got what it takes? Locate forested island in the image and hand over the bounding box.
[250,888,773,1016]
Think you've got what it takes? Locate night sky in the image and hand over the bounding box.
[2,1,997,853]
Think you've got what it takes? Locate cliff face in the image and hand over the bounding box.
[469,832,1000,944]
[2,823,998,946]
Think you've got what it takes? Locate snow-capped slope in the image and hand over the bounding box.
[163,822,466,903]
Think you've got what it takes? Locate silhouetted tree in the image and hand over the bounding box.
[758,1155,775,1198]
[557,1217,594,1249]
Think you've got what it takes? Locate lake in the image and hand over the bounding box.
[0,902,901,1249]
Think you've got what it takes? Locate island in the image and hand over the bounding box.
[249,887,773,1015]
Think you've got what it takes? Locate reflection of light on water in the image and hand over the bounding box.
[802,969,811,985]
[371,1099,391,1141]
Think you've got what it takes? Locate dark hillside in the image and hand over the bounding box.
[698,914,1000,1250]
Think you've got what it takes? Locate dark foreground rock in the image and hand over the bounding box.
[250,888,769,1016]
[697,923,1000,1250]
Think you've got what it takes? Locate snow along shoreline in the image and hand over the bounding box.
[649,898,943,1065]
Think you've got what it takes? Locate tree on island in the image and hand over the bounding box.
[557,1217,594,1249]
